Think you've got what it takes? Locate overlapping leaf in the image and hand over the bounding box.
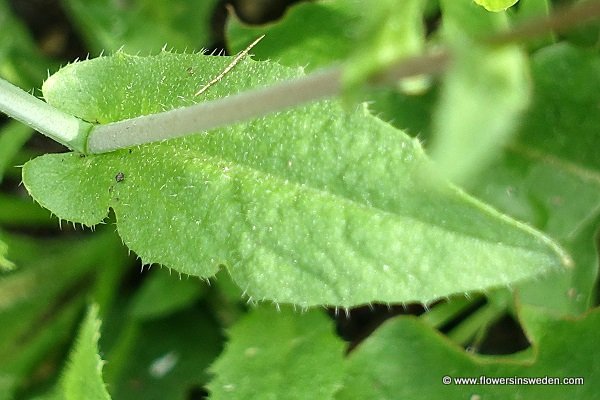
[336,311,598,399]
[429,0,530,185]
[208,306,345,400]
[23,52,568,307]
[468,44,600,335]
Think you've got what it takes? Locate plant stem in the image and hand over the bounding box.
[87,51,449,153]
[0,78,92,153]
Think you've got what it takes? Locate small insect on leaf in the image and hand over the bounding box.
[115,172,125,182]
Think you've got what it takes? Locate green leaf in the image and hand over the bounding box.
[0,230,121,394]
[341,0,427,94]
[62,0,219,54]
[0,375,17,400]
[473,153,600,317]
[337,311,599,399]
[208,306,345,400]
[430,0,530,184]
[23,52,568,307]
[0,0,53,87]
[0,194,56,227]
[474,0,519,12]
[509,0,555,50]
[58,304,111,400]
[0,121,32,184]
[104,306,222,400]
[129,269,205,320]
[518,44,600,173]
[227,0,357,70]
[0,239,13,271]
[468,44,600,322]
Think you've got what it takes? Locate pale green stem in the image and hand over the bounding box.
[0,78,92,153]
[86,51,449,153]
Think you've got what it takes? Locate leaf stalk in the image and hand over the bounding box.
[0,78,92,153]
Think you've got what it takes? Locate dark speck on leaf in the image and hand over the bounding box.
[115,172,125,182]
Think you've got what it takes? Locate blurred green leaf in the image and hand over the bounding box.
[440,0,506,38]
[104,306,222,400]
[0,230,124,396]
[517,43,600,172]
[474,0,519,12]
[23,53,568,307]
[0,300,82,400]
[0,239,13,271]
[0,0,52,87]
[0,194,57,227]
[509,0,555,49]
[342,0,427,94]
[430,0,530,185]
[58,304,111,400]
[208,306,345,400]
[337,310,599,399]
[129,269,205,320]
[61,0,220,54]
[0,120,32,184]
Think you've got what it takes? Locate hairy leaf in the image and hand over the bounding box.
[208,306,344,400]
[59,305,110,400]
[23,52,568,307]
[0,230,120,396]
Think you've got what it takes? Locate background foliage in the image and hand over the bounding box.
[0,0,598,399]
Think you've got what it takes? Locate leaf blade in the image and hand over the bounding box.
[24,53,568,306]
[208,306,345,400]
[59,304,110,400]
